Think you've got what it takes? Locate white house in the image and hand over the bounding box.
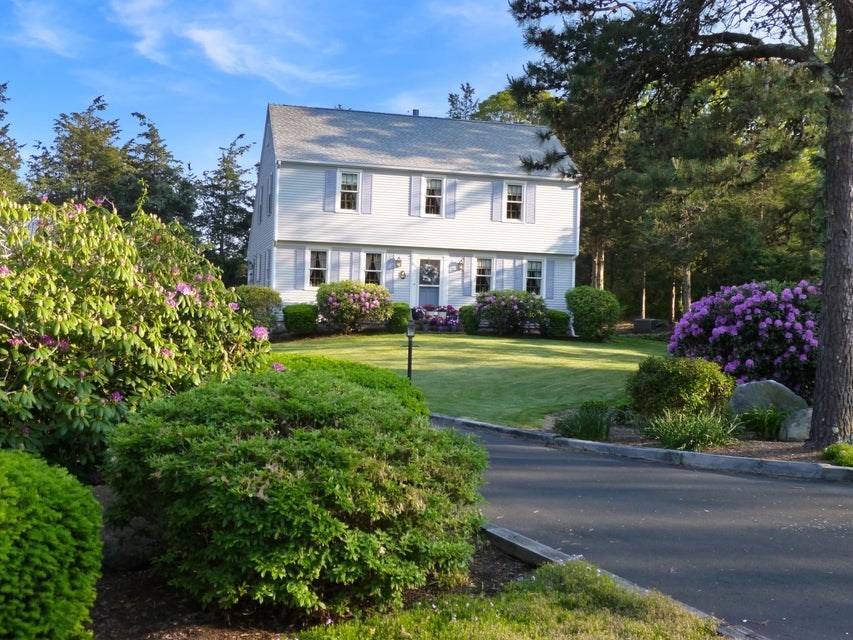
[246,105,581,312]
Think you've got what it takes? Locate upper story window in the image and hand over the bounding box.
[425,178,443,215]
[365,252,382,285]
[526,260,543,295]
[476,258,493,293]
[309,250,328,287]
[339,172,359,211]
[506,183,524,220]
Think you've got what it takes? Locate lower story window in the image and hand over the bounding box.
[309,250,327,286]
[365,252,382,284]
[476,258,492,293]
[526,260,542,295]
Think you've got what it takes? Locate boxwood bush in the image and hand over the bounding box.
[234,285,282,331]
[0,450,102,639]
[459,305,479,335]
[284,303,319,336]
[565,285,621,341]
[626,356,735,418]
[105,362,484,616]
[386,302,412,334]
[543,309,572,338]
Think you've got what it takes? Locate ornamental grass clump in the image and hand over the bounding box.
[106,359,485,617]
[316,281,393,333]
[0,197,267,476]
[474,290,546,335]
[669,281,820,399]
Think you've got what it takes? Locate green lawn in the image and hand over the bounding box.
[272,333,666,427]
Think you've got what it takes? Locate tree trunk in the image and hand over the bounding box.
[809,1,853,448]
[590,243,606,289]
[680,265,692,315]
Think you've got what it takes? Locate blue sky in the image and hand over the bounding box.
[2,0,534,178]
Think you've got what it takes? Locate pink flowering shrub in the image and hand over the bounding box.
[668,281,820,399]
[474,290,546,335]
[316,281,393,334]
[0,196,267,476]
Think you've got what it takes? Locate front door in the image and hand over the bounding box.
[417,258,441,307]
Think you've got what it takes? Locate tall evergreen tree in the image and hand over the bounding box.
[195,135,254,285]
[447,83,480,120]
[509,0,851,447]
[0,83,23,199]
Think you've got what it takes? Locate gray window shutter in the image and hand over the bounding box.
[385,257,395,293]
[445,179,457,219]
[330,250,340,282]
[409,175,421,216]
[491,181,503,221]
[514,260,524,290]
[525,184,536,224]
[323,170,336,212]
[361,172,373,214]
[495,258,504,289]
[351,251,361,281]
[294,247,306,289]
[545,259,555,299]
[462,256,472,297]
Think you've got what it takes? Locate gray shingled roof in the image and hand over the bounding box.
[267,104,578,179]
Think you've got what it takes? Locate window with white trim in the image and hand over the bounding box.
[526,260,542,295]
[424,177,443,215]
[309,250,328,287]
[506,183,524,220]
[339,172,359,211]
[364,252,382,285]
[475,258,493,293]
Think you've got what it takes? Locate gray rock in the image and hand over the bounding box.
[779,408,813,442]
[728,380,808,416]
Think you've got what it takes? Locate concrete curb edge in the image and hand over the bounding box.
[431,414,853,483]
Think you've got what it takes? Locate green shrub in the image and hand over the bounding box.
[642,410,742,451]
[387,302,412,334]
[0,450,102,639]
[565,285,621,341]
[543,309,571,338]
[316,281,393,333]
[0,197,267,476]
[823,443,853,467]
[474,290,546,335]
[626,356,735,418]
[284,303,319,336]
[737,407,786,441]
[554,400,614,441]
[234,285,282,330]
[459,305,479,335]
[270,354,429,417]
[106,364,484,616]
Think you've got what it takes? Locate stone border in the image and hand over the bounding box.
[431,414,853,483]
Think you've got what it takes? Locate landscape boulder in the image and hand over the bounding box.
[728,380,808,416]
[779,408,813,442]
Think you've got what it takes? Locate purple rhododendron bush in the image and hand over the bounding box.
[0,197,268,476]
[669,281,820,399]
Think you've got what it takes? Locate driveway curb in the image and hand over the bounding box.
[431,414,853,483]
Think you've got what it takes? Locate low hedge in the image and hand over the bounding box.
[543,309,572,338]
[387,302,411,334]
[459,305,479,335]
[106,362,484,617]
[0,450,102,639]
[284,303,319,336]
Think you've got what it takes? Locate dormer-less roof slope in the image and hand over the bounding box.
[267,104,579,180]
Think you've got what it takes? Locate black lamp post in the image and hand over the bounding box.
[406,320,416,380]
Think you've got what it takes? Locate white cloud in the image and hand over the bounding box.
[107,0,173,63]
[9,0,80,57]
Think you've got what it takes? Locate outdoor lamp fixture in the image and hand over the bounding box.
[457,258,465,271]
[394,257,403,268]
[399,270,407,279]
[406,321,416,380]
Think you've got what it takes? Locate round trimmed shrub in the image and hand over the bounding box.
[106,361,485,616]
[284,303,319,336]
[0,450,102,639]
[565,285,621,341]
[626,356,735,418]
[543,309,571,338]
[386,302,411,333]
[668,280,820,399]
[234,285,282,331]
[474,290,546,335]
[459,305,479,335]
[316,281,393,333]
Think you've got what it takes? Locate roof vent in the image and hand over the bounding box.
[412,109,419,116]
